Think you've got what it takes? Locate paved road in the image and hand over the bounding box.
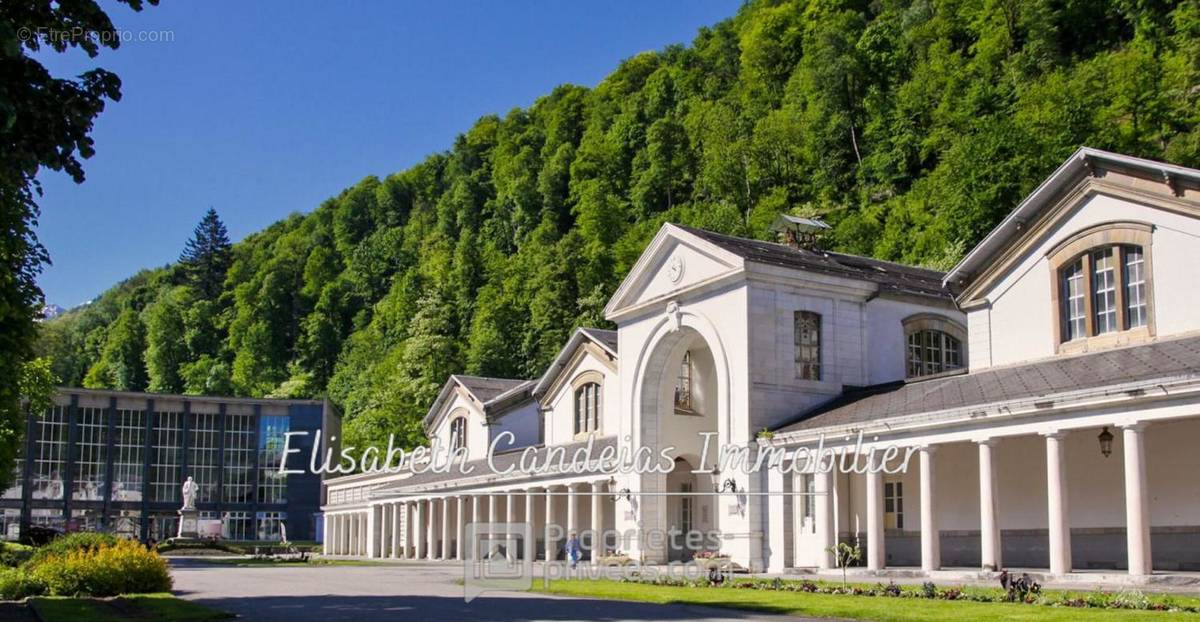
[170,559,825,622]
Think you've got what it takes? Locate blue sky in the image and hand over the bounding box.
[34,1,740,307]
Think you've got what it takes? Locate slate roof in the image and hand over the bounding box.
[777,335,1200,433]
[370,435,619,495]
[676,224,953,301]
[580,327,618,353]
[453,375,530,403]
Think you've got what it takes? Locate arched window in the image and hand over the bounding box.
[1048,223,1154,350]
[674,351,693,412]
[902,314,967,379]
[449,416,467,452]
[907,330,963,378]
[574,382,601,435]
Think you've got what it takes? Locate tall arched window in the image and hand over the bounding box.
[574,382,601,435]
[902,314,967,379]
[449,416,467,452]
[674,351,693,412]
[1048,223,1154,350]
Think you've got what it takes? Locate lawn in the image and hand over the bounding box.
[29,593,232,622]
[537,579,1200,621]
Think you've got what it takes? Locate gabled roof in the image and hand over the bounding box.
[422,374,533,432]
[675,225,952,300]
[532,327,618,399]
[776,334,1200,434]
[944,147,1200,295]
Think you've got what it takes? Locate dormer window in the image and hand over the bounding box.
[902,314,967,379]
[574,382,601,435]
[449,416,467,452]
[1048,223,1154,352]
[674,351,693,412]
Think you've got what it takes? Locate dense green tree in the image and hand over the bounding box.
[179,208,233,299]
[0,0,155,491]
[37,0,1200,464]
[143,288,189,393]
[83,307,147,391]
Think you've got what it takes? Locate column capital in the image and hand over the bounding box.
[591,480,606,491]
[973,437,1000,447]
[1117,421,1148,432]
[1040,429,1070,440]
[917,444,938,454]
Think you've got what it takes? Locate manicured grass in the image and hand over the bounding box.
[30,593,232,622]
[537,579,1200,621]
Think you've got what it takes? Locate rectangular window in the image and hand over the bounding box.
[223,510,253,541]
[73,407,107,501]
[884,481,904,529]
[224,414,255,504]
[189,413,220,504]
[1124,246,1147,329]
[794,311,821,381]
[257,511,287,541]
[1092,248,1117,334]
[152,411,183,503]
[258,415,289,505]
[1062,260,1086,341]
[111,409,145,502]
[32,406,67,500]
[799,473,815,534]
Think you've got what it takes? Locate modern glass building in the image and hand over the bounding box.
[2,389,340,543]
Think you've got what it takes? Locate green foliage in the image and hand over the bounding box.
[28,539,172,597]
[179,208,233,299]
[0,566,46,600]
[0,542,34,569]
[1,0,156,511]
[28,532,119,567]
[19,357,59,417]
[36,0,1200,461]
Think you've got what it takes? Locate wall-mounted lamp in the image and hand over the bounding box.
[1098,426,1114,458]
[611,488,632,503]
[714,478,739,494]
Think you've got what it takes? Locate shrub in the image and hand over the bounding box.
[0,543,34,568]
[30,539,171,597]
[0,567,46,600]
[28,532,118,566]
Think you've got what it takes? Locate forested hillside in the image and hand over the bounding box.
[37,0,1200,452]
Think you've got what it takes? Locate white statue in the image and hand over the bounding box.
[181,476,199,511]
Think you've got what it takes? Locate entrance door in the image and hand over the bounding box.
[793,473,824,566]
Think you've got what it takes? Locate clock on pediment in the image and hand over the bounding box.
[667,254,685,284]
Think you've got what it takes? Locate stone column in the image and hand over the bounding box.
[392,503,402,558]
[1122,423,1152,576]
[414,500,425,560]
[370,505,382,558]
[470,495,480,559]
[814,469,834,569]
[323,514,331,555]
[1044,432,1071,575]
[427,499,438,560]
[525,490,536,561]
[978,439,1001,571]
[591,481,605,559]
[457,496,466,561]
[865,459,885,571]
[336,515,344,555]
[919,445,940,572]
[545,487,557,561]
[506,490,516,561]
[567,484,579,536]
[489,493,498,524]
[442,497,452,560]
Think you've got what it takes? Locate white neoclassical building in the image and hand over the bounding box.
[322,148,1200,581]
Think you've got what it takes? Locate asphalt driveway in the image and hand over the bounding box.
[169,558,824,622]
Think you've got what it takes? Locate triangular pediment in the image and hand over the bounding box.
[950,148,1200,305]
[604,223,745,320]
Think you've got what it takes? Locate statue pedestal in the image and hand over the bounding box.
[176,508,200,539]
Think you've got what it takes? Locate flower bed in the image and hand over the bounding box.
[615,576,1200,614]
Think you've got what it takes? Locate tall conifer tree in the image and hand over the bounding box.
[180,208,233,299]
